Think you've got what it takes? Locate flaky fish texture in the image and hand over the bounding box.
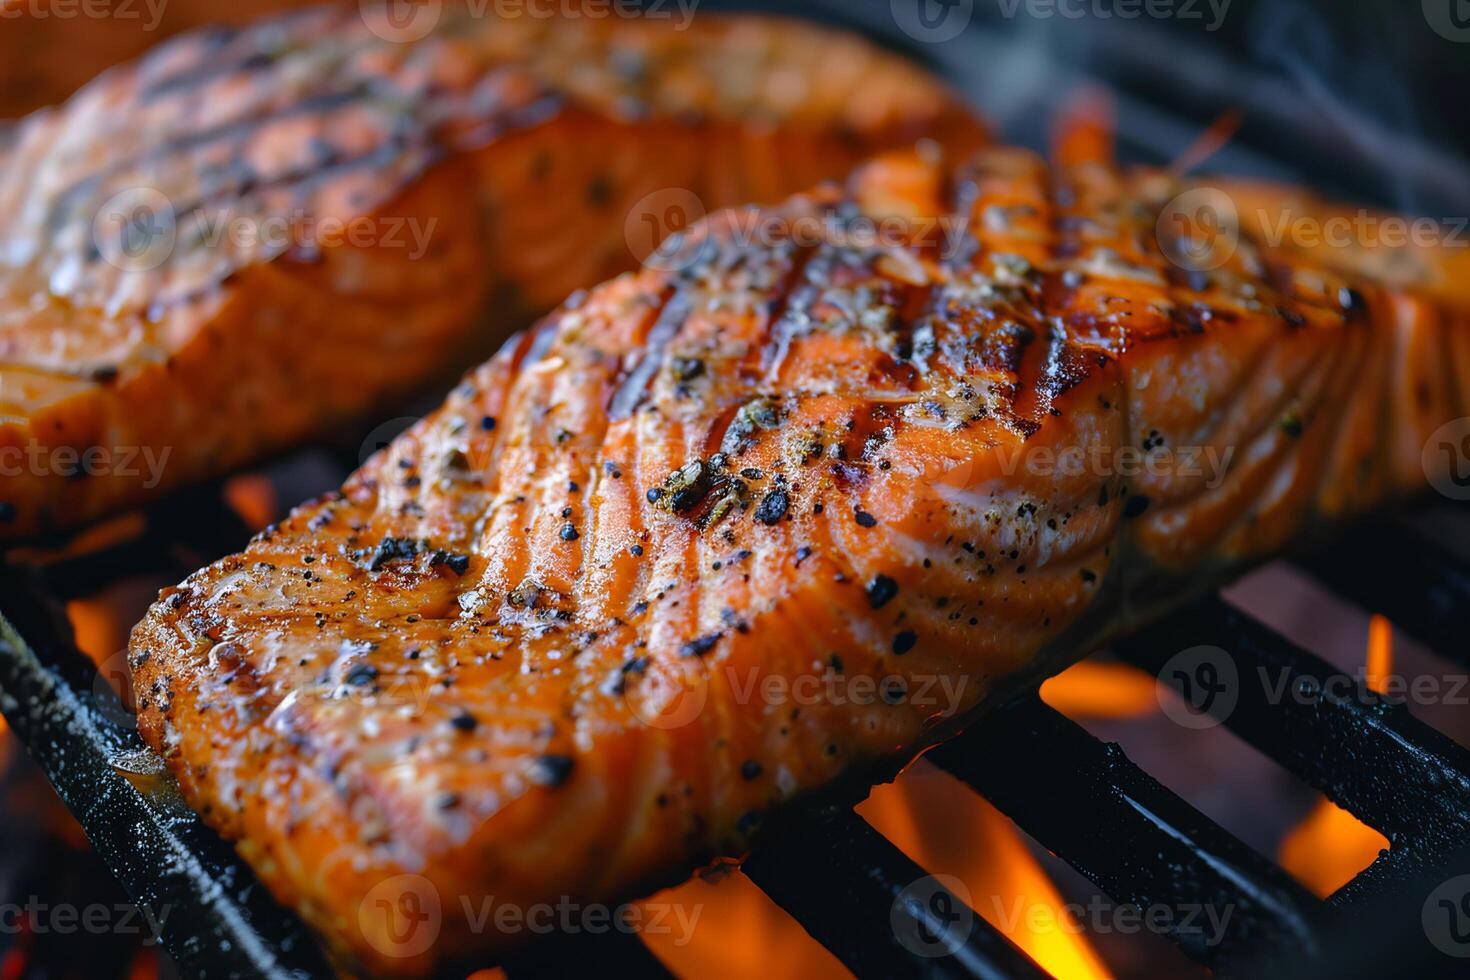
[130,144,1470,976]
[0,3,985,538]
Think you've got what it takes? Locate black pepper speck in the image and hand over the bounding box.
[529,754,575,788]
[866,574,899,609]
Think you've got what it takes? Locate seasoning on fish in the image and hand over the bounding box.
[0,4,986,539]
[130,145,1470,977]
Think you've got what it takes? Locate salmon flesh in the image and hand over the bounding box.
[0,4,984,539]
[129,145,1470,976]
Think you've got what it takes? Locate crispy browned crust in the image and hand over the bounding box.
[131,143,1470,976]
[0,4,987,539]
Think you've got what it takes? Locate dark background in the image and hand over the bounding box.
[735,0,1470,214]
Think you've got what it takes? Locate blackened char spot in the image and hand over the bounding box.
[679,633,722,658]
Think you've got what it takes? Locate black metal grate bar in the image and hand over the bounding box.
[928,697,1324,974]
[1115,596,1470,911]
[1292,518,1470,669]
[0,585,327,980]
[743,806,1049,980]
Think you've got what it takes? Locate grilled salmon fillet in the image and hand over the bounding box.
[129,143,1470,976]
[0,4,985,540]
[0,0,329,118]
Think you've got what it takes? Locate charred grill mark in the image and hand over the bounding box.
[608,286,693,420]
[942,164,983,275]
[1034,324,1102,410]
[449,93,570,152]
[48,85,378,220]
[135,10,347,99]
[756,239,828,377]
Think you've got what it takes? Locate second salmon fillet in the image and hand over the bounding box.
[0,4,984,539]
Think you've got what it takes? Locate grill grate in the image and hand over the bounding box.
[4,477,1470,979]
[3,3,1470,978]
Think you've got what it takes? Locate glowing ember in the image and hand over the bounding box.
[860,761,1112,980]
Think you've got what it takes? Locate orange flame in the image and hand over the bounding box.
[1041,660,1159,720]
[66,598,126,673]
[860,761,1112,980]
[638,870,845,980]
[224,473,279,532]
[1277,615,1392,897]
